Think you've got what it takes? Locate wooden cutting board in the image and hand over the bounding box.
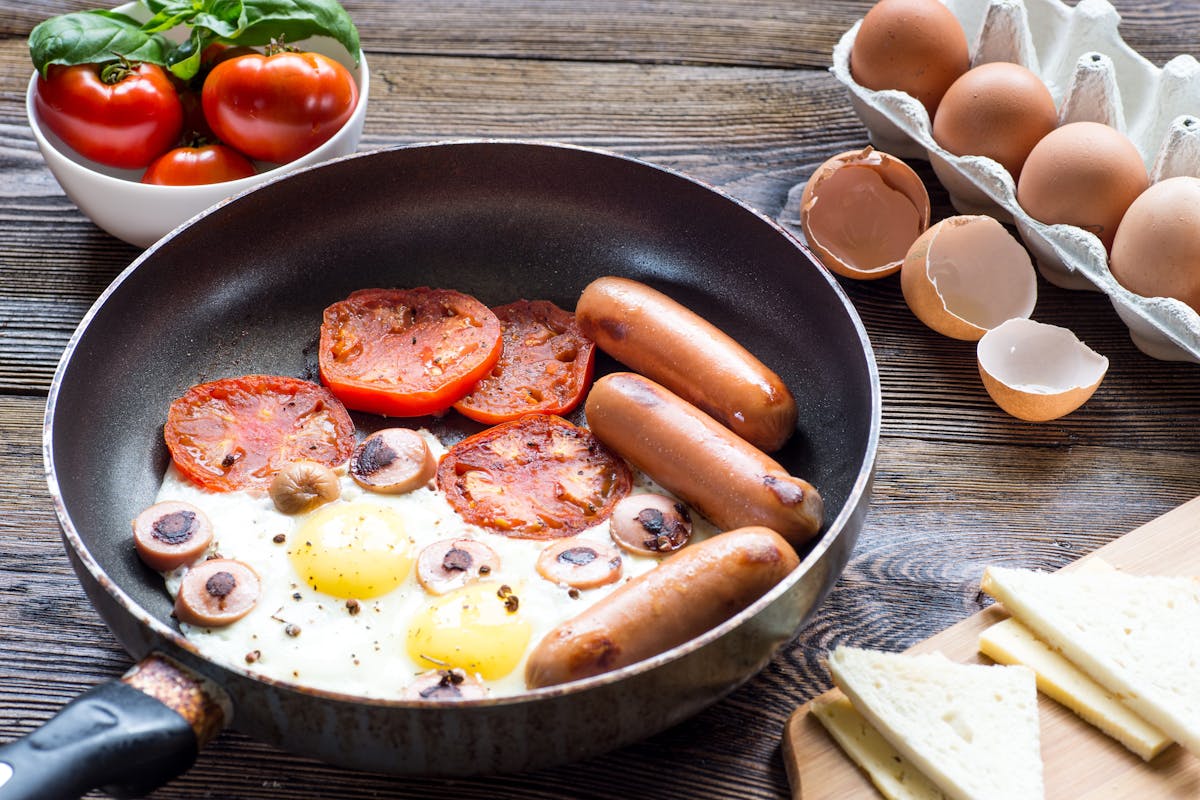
[782,495,1200,799]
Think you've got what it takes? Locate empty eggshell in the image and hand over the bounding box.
[977,318,1108,422]
[800,146,931,280]
[901,215,1037,340]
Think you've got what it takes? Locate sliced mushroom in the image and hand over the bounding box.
[536,538,622,590]
[349,428,436,494]
[174,558,261,627]
[402,668,488,700]
[416,538,500,595]
[132,501,214,572]
[269,460,341,514]
[609,493,693,555]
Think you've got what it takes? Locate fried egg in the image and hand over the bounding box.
[156,430,716,699]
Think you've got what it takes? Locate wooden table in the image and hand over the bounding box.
[2,2,1198,797]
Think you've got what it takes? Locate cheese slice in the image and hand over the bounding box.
[981,566,1200,756]
[978,617,1171,760]
[826,646,1044,800]
[812,694,948,800]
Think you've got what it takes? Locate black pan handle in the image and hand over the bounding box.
[0,654,228,800]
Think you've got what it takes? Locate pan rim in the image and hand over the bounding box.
[43,138,881,709]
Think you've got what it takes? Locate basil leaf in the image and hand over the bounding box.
[210,0,359,62]
[29,10,174,76]
[166,26,221,82]
[189,0,251,40]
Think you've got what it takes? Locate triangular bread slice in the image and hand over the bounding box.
[811,693,948,800]
[981,566,1200,755]
[978,617,1171,760]
[826,646,1043,800]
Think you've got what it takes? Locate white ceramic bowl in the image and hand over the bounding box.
[26,8,369,248]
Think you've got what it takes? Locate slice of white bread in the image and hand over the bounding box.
[812,694,948,800]
[981,566,1200,755]
[826,646,1044,800]
[978,617,1171,761]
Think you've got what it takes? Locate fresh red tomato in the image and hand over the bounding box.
[453,300,596,424]
[34,61,184,169]
[201,50,358,163]
[319,288,503,417]
[141,143,257,185]
[437,415,632,538]
[164,375,355,492]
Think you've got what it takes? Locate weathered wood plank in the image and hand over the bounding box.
[5,1,1199,69]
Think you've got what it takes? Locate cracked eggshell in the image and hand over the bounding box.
[799,147,931,280]
[829,0,1200,362]
[901,215,1037,340]
[977,317,1108,421]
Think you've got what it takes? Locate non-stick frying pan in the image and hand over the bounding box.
[3,141,879,798]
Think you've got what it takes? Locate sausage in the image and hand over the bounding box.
[132,501,214,571]
[576,276,797,452]
[174,558,261,627]
[585,372,823,545]
[524,526,799,688]
[403,669,488,700]
[269,460,341,514]
[416,538,500,595]
[350,428,436,494]
[536,538,623,589]
[609,493,692,555]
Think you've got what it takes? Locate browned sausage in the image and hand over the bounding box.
[132,501,214,572]
[403,669,488,700]
[416,538,500,595]
[585,372,822,545]
[174,559,261,627]
[269,460,341,514]
[536,538,623,589]
[350,428,436,494]
[608,493,692,555]
[576,276,797,452]
[524,526,799,688]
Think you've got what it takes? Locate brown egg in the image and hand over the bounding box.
[1017,122,1148,252]
[800,146,931,280]
[849,0,970,117]
[932,62,1058,181]
[1109,176,1200,313]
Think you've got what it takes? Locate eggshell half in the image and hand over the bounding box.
[901,215,1037,340]
[800,146,931,280]
[977,318,1108,422]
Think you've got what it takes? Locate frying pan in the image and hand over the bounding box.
[4,141,879,798]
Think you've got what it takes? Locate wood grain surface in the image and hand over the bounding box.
[2,1,1200,798]
[784,495,1200,799]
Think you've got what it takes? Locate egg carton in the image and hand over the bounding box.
[827,0,1200,363]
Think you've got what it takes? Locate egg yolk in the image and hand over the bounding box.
[290,503,413,599]
[406,582,533,680]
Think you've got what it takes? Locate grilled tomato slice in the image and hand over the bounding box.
[319,288,503,417]
[437,414,631,538]
[453,299,596,424]
[164,375,354,492]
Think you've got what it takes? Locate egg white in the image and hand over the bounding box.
[155,430,716,699]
